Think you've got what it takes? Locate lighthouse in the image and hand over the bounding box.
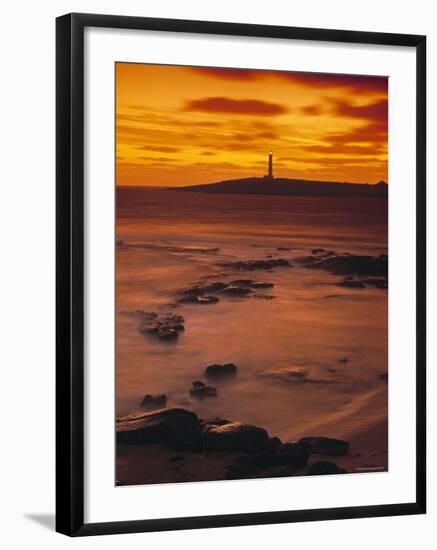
[268,150,273,178]
[264,151,274,180]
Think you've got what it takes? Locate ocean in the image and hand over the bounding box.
[116,187,388,449]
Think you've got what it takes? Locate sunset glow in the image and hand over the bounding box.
[116,63,388,186]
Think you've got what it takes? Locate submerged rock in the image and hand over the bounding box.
[203,421,270,453]
[219,258,292,271]
[205,363,237,377]
[137,312,185,341]
[189,381,218,398]
[260,367,333,385]
[230,279,274,288]
[296,252,387,277]
[117,407,202,450]
[222,285,253,296]
[299,436,349,456]
[177,278,274,304]
[141,394,167,410]
[364,277,388,289]
[337,278,366,289]
[230,279,256,286]
[306,461,346,475]
[157,327,178,340]
[178,294,219,304]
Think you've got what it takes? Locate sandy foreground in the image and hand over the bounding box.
[116,386,387,486]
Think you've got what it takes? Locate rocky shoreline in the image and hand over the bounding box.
[116,406,351,483]
[116,245,388,485]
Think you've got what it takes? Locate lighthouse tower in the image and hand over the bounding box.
[268,151,273,178]
[264,151,274,180]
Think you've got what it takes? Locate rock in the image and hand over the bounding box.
[296,252,387,277]
[364,277,388,289]
[203,281,228,292]
[116,408,202,450]
[275,441,312,467]
[268,436,282,452]
[225,452,273,479]
[306,461,346,475]
[299,436,349,456]
[198,295,220,304]
[203,421,270,453]
[260,367,333,385]
[205,363,237,377]
[337,278,366,289]
[338,357,348,364]
[250,281,274,289]
[378,372,388,383]
[179,281,226,295]
[201,417,231,427]
[312,248,326,254]
[277,247,291,251]
[230,279,256,286]
[178,294,219,304]
[222,286,253,296]
[138,312,185,341]
[157,327,178,340]
[190,381,217,398]
[230,279,274,288]
[177,282,223,304]
[219,258,292,271]
[141,394,167,410]
[135,310,158,320]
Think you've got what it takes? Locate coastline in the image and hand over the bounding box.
[116,387,387,486]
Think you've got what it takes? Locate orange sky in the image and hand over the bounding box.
[116,63,388,187]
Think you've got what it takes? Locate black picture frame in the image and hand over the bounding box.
[56,12,426,537]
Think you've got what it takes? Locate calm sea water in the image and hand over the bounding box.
[116,187,388,443]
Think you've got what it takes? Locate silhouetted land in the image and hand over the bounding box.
[180,178,388,197]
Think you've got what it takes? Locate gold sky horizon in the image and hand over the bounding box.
[116,63,388,187]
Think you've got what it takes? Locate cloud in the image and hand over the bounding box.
[189,67,257,80]
[188,66,388,94]
[301,104,325,116]
[138,145,181,153]
[257,131,278,139]
[184,97,287,116]
[281,72,388,94]
[333,99,388,124]
[328,122,388,146]
[138,155,179,163]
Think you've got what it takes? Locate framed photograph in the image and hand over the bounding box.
[56,13,426,536]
